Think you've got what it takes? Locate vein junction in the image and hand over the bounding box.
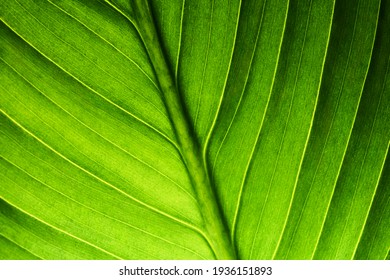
[131,0,235,259]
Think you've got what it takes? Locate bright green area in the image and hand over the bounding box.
[0,0,389,259]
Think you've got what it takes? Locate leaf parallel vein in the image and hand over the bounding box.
[202,0,242,170]
[2,60,196,202]
[228,0,269,245]
[311,2,381,258]
[0,110,211,244]
[11,0,168,118]
[210,0,267,176]
[1,156,206,259]
[364,193,390,259]
[249,0,314,259]
[0,21,179,151]
[101,0,137,28]
[231,0,290,247]
[175,0,186,83]
[351,58,390,258]
[193,0,214,128]
[0,192,123,259]
[46,0,160,91]
[334,56,388,259]
[273,0,336,259]
[0,233,43,260]
[1,222,80,260]
[4,90,192,222]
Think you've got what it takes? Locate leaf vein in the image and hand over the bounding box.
[0,233,43,260]
[0,21,179,150]
[249,0,313,259]
[311,2,382,258]
[1,156,206,259]
[2,60,197,203]
[46,0,160,91]
[0,110,211,242]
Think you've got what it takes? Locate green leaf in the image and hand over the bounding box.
[0,0,389,260]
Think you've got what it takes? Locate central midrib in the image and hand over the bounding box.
[131,0,235,259]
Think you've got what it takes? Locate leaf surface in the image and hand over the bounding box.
[1,0,389,259]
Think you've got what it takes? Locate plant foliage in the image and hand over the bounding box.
[0,0,389,259]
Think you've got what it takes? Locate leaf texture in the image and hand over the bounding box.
[0,0,389,259]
